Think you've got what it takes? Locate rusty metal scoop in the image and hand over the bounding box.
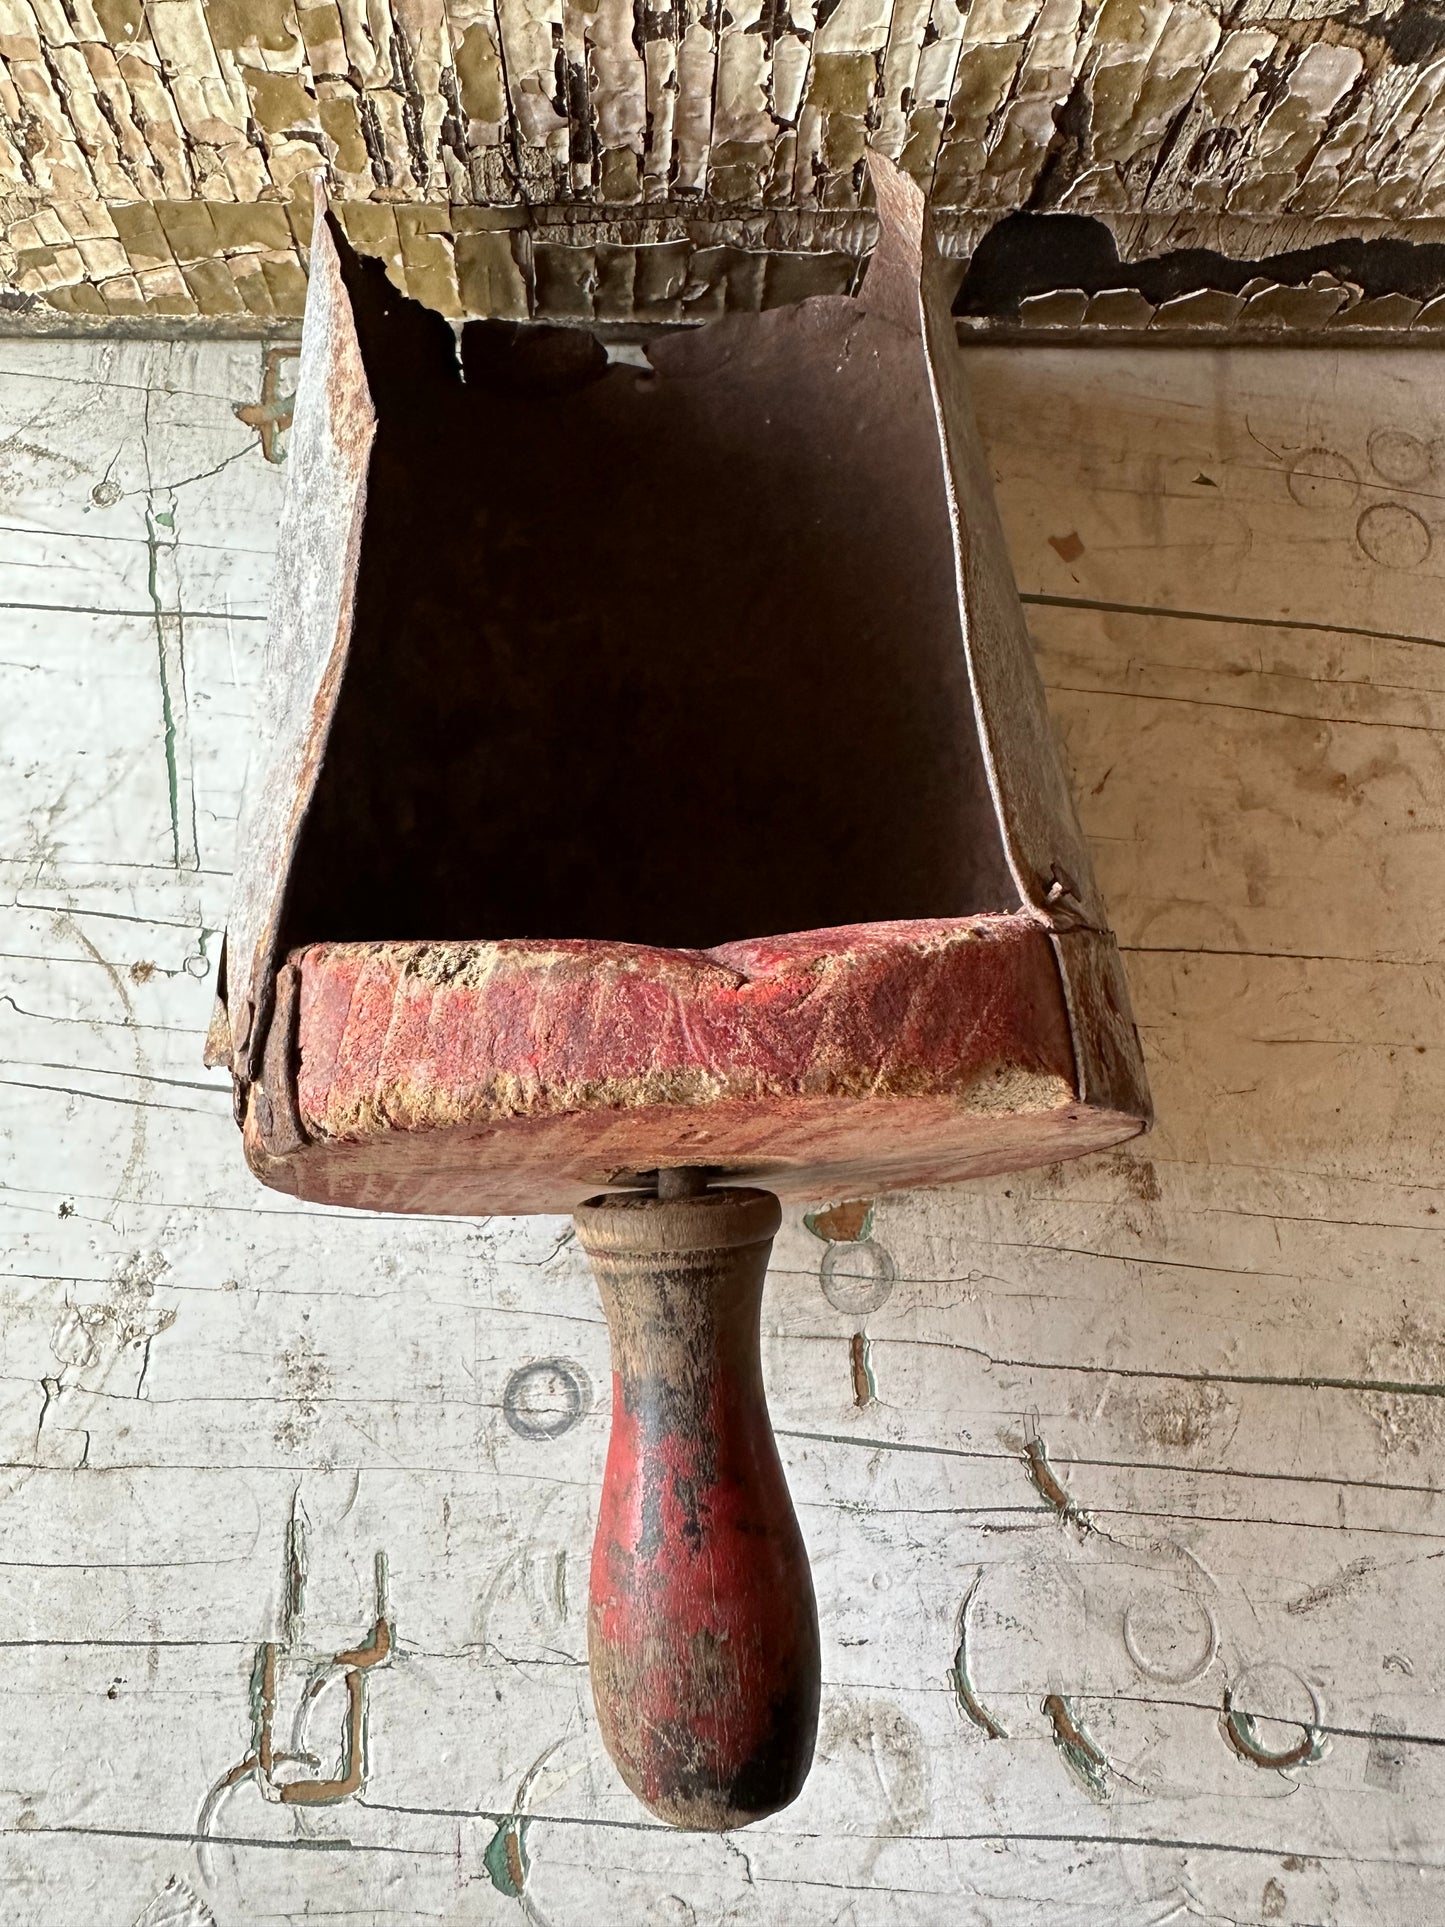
[208,155,1149,1830]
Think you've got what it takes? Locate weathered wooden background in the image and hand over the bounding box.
[5,0,1445,319]
[2,331,1444,1923]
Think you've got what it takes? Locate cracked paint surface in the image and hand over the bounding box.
[5,4,1445,320]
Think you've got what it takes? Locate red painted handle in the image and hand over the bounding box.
[574,1186,820,1829]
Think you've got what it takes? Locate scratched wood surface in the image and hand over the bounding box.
[2,337,1444,1925]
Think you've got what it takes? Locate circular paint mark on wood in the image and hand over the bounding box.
[1123,1587,1218,1684]
[651,1901,697,1927]
[1357,500,1432,569]
[1368,427,1434,486]
[1286,448,1359,510]
[1222,1663,1325,1770]
[820,1239,896,1316]
[503,1358,592,1439]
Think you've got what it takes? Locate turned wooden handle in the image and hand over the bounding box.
[574,1185,820,1829]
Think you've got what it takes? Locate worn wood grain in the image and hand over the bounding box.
[2,335,1444,1922]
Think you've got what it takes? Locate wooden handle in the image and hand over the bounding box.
[575,1184,820,1829]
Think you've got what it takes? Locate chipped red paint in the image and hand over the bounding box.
[589,1374,819,1822]
[578,1188,818,1829]
[293,915,1071,1118]
[243,912,1147,1215]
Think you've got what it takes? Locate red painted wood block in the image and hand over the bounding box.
[246,914,1137,1214]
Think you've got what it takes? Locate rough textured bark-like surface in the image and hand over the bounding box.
[576,1188,819,1829]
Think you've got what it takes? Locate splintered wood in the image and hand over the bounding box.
[4,0,1445,320]
[2,336,1444,1919]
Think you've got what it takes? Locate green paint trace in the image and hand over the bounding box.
[483,1815,530,1897]
[1042,1694,1111,1800]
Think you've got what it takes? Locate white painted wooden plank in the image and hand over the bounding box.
[2,337,1444,1925]
[972,346,1445,648]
